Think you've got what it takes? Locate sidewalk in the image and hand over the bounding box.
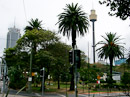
[0,89,37,97]
[81,91,129,97]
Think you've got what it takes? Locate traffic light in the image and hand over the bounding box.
[69,51,73,64]
[40,70,43,77]
[69,66,74,74]
[74,50,80,68]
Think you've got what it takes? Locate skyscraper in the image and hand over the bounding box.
[6,26,21,48]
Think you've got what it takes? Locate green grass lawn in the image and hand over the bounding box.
[31,81,123,94]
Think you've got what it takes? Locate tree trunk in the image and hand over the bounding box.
[58,76,60,89]
[109,56,113,90]
[72,29,76,49]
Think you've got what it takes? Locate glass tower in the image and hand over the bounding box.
[6,26,21,48]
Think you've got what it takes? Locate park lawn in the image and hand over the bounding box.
[31,81,123,94]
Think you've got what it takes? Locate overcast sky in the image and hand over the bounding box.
[0,0,130,63]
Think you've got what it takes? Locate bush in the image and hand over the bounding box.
[8,67,27,89]
[9,79,26,89]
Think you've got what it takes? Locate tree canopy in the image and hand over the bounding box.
[57,3,89,48]
[96,32,124,81]
[99,0,130,20]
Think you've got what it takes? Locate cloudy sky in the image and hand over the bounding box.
[0,0,130,63]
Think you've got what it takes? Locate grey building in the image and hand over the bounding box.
[6,26,21,48]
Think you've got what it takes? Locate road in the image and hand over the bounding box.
[0,91,129,97]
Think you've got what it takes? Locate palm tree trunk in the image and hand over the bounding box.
[109,56,113,82]
[72,29,76,49]
[70,29,76,90]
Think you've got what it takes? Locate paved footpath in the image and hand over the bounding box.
[0,91,129,97]
[0,88,129,97]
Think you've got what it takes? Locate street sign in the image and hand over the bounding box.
[96,80,100,84]
[97,75,101,80]
[28,77,32,81]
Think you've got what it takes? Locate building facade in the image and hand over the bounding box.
[6,27,21,48]
[114,58,126,66]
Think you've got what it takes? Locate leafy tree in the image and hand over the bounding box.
[48,42,71,89]
[99,0,130,20]
[80,51,88,68]
[79,67,97,84]
[4,48,17,68]
[17,29,59,51]
[57,3,89,90]
[96,32,124,82]
[35,50,55,78]
[121,72,130,95]
[24,18,44,80]
[16,51,30,70]
[16,29,59,75]
[8,67,27,89]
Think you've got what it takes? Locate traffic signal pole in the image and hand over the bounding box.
[73,49,78,97]
[69,49,80,97]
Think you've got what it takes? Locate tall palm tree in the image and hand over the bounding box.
[57,3,89,91]
[57,3,89,49]
[24,18,42,92]
[96,32,124,81]
[25,18,42,31]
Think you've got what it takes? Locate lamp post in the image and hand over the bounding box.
[0,57,7,93]
[89,9,97,63]
[41,67,45,96]
[28,44,33,93]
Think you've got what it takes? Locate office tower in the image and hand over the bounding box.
[6,26,21,48]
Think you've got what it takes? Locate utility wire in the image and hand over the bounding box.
[23,0,28,22]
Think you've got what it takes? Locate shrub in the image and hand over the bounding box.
[8,67,27,89]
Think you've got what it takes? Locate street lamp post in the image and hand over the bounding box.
[41,67,45,96]
[28,45,33,93]
[89,9,97,63]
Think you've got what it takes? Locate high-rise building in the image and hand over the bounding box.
[6,26,21,48]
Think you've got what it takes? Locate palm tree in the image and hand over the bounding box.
[24,18,43,55]
[96,32,124,81]
[57,3,89,91]
[57,3,89,49]
[25,18,42,31]
[24,18,42,92]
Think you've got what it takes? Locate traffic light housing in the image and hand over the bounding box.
[74,50,81,68]
[69,51,73,64]
[69,66,74,74]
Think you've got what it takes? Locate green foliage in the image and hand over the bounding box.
[17,29,59,51]
[99,0,130,20]
[57,3,89,48]
[121,72,130,85]
[4,48,17,68]
[96,32,124,80]
[25,18,42,31]
[8,67,27,89]
[96,32,124,60]
[79,64,99,83]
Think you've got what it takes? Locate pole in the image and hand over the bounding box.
[92,21,95,63]
[42,67,45,96]
[0,61,1,80]
[28,44,33,93]
[0,57,7,93]
[74,49,78,97]
[3,62,6,92]
[66,75,67,97]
